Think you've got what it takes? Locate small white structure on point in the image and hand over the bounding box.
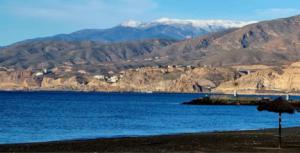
[234,90,238,97]
[286,93,290,101]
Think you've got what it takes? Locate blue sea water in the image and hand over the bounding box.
[0,91,300,144]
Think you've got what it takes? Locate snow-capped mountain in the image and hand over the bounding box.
[31,18,256,43]
[121,18,255,30]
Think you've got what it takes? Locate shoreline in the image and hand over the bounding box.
[1,127,300,152]
[0,127,274,145]
[0,89,300,96]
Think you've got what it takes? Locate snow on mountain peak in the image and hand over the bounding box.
[121,20,142,27]
[154,18,256,28]
[121,18,256,29]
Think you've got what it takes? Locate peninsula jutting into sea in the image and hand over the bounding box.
[1,1,300,152]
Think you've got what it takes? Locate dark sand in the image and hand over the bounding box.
[1,128,300,153]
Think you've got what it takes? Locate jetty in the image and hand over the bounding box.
[183,93,300,107]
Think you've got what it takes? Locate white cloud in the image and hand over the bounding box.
[2,0,158,27]
[255,8,300,18]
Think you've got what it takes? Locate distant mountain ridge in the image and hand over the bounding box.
[31,18,254,43]
[150,15,300,66]
[0,39,175,73]
[1,15,300,74]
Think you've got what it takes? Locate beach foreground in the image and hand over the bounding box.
[1,128,300,153]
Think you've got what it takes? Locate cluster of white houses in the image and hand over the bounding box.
[90,65,198,84]
[30,64,256,85]
[93,75,120,83]
[34,68,51,77]
[31,66,124,84]
[93,71,126,83]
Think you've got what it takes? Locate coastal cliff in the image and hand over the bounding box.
[41,66,236,92]
[215,62,300,93]
[1,62,300,93]
[0,66,235,93]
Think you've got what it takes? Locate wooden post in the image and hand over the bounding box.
[279,112,282,149]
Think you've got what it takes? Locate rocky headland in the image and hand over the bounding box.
[1,62,300,94]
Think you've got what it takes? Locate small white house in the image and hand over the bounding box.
[93,75,105,80]
[107,76,119,83]
[78,70,87,74]
[35,72,44,77]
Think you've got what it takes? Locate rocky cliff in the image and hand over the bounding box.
[0,66,235,93]
[2,62,300,94]
[215,62,300,93]
[0,71,39,90]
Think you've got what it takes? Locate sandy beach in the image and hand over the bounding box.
[1,127,300,153]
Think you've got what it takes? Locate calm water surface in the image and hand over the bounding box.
[0,91,300,144]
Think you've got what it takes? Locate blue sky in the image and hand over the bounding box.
[1,0,300,46]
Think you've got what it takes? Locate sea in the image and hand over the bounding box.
[0,91,300,144]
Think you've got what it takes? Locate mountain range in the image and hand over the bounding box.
[155,15,300,66]
[1,15,300,74]
[29,18,254,42]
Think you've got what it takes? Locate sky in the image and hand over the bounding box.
[1,0,300,46]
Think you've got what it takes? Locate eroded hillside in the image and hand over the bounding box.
[0,66,236,93]
[215,62,300,93]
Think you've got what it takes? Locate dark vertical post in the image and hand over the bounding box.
[279,112,282,149]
